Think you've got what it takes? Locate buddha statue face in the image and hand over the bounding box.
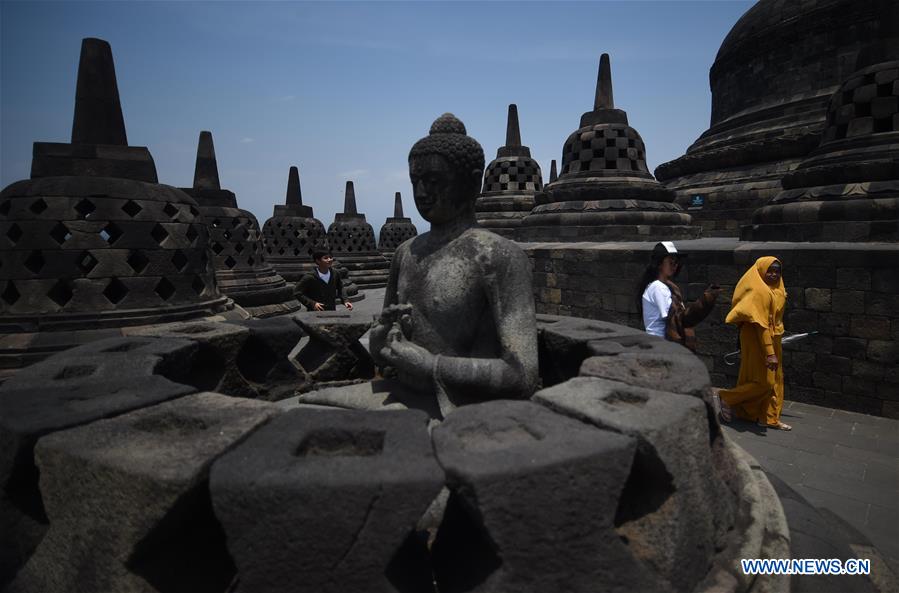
[409,153,481,225]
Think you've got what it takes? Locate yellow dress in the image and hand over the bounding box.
[719,256,786,425]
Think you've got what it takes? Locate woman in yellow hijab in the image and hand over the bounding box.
[718,256,791,430]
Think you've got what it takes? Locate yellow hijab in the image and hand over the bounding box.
[725,256,786,335]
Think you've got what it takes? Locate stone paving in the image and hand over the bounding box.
[723,401,899,575]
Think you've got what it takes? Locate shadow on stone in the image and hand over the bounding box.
[614,444,676,527]
[431,492,502,593]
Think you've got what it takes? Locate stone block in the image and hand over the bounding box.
[832,337,868,360]
[291,311,375,388]
[835,268,871,290]
[580,351,710,398]
[785,309,819,333]
[534,377,735,592]
[537,315,642,386]
[814,312,849,337]
[126,320,254,396]
[872,269,899,294]
[812,372,843,393]
[865,293,899,318]
[804,288,831,312]
[831,290,866,314]
[230,316,306,400]
[0,337,198,586]
[431,400,663,593]
[9,393,277,593]
[814,354,852,375]
[866,340,898,365]
[850,317,891,340]
[852,360,885,382]
[210,408,443,593]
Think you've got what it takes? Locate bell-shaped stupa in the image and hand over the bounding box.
[326,182,390,289]
[744,54,899,241]
[377,192,417,261]
[260,168,361,300]
[520,54,698,241]
[0,38,232,371]
[181,132,300,317]
[476,104,543,238]
[655,0,895,236]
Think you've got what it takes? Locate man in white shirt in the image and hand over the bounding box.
[294,250,354,312]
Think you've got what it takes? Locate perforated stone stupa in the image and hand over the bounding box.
[181,131,300,317]
[655,0,896,236]
[377,192,417,261]
[261,167,328,282]
[520,54,698,241]
[0,38,230,372]
[476,104,543,237]
[744,56,899,241]
[326,181,390,289]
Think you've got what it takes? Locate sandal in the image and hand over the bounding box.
[758,421,792,431]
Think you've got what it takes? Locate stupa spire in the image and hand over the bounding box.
[192,131,221,190]
[505,104,522,147]
[71,38,128,145]
[394,192,404,218]
[344,181,358,215]
[594,53,614,111]
[285,166,302,205]
[549,159,558,183]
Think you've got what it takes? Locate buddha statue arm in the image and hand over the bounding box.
[433,246,539,398]
[369,247,404,367]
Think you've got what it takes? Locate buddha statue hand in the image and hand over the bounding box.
[379,323,436,387]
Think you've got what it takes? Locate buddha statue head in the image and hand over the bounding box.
[408,114,485,225]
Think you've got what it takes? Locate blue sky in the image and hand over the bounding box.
[1,1,752,232]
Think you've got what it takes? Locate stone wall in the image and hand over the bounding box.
[523,239,899,418]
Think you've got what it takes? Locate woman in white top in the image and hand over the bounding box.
[636,242,719,350]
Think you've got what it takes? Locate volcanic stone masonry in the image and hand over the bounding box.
[261,167,362,301]
[655,0,897,236]
[181,131,301,317]
[0,38,233,375]
[326,181,390,289]
[743,56,899,241]
[475,104,543,238]
[377,192,417,261]
[519,54,698,242]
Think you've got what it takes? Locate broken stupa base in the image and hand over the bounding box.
[0,312,798,593]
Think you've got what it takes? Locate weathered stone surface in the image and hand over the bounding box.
[370,114,538,417]
[327,181,391,289]
[656,0,895,236]
[476,104,542,237]
[291,310,374,388]
[0,335,198,586]
[125,319,259,397]
[0,38,232,373]
[533,376,736,592]
[536,313,643,386]
[431,400,662,593]
[0,338,197,582]
[260,167,362,301]
[580,349,711,397]
[181,131,300,317]
[377,192,417,260]
[8,393,278,593]
[230,316,306,400]
[210,408,443,593]
[521,54,697,241]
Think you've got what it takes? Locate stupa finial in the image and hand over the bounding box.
[549,159,558,183]
[285,166,302,205]
[192,131,221,190]
[394,192,404,218]
[71,38,128,145]
[344,181,358,215]
[594,53,614,111]
[505,104,522,147]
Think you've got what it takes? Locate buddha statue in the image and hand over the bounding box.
[368,114,539,416]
